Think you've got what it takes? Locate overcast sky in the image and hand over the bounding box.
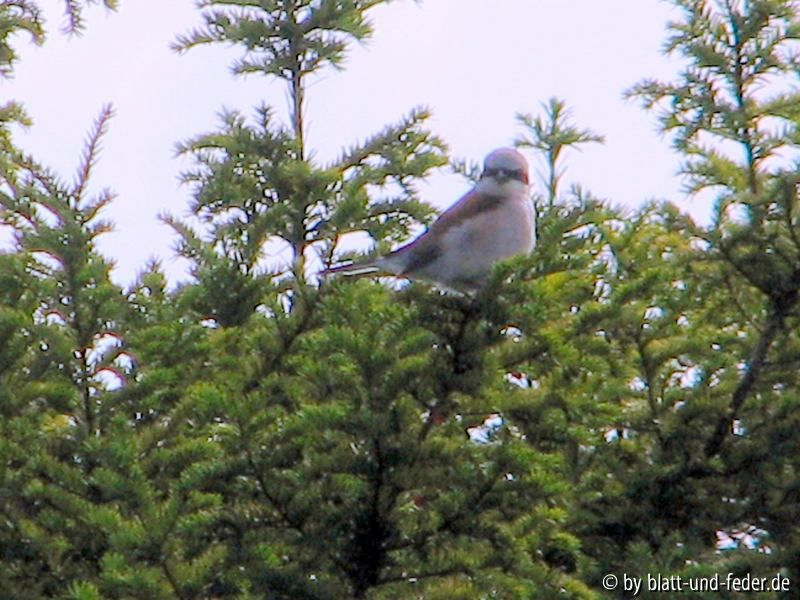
[3,0,693,286]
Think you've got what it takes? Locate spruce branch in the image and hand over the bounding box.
[60,0,118,35]
[705,301,784,457]
[0,0,44,77]
[515,97,604,207]
[73,103,114,203]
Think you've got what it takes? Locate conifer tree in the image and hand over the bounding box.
[6,1,800,597]
[151,2,604,597]
[563,0,800,587]
[0,106,132,597]
[0,1,118,166]
[168,0,444,327]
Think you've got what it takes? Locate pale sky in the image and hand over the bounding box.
[4,0,693,287]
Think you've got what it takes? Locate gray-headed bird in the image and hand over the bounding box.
[321,147,535,292]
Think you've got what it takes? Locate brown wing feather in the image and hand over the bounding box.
[388,188,503,274]
[325,188,505,278]
[429,188,504,235]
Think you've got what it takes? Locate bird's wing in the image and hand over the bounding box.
[388,188,503,274]
[386,232,442,274]
[430,187,504,235]
[323,188,505,277]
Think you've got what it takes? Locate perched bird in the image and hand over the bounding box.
[321,147,535,292]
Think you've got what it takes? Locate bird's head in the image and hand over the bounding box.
[477,147,529,195]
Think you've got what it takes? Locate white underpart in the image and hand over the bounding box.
[411,179,533,287]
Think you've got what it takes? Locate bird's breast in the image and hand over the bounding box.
[415,197,534,287]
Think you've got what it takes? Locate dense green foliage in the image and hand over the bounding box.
[2,0,800,597]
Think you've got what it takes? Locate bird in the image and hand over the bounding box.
[321,147,535,292]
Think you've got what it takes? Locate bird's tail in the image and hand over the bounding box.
[319,260,382,278]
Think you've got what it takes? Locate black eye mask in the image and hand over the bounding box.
[481,167,527,183]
